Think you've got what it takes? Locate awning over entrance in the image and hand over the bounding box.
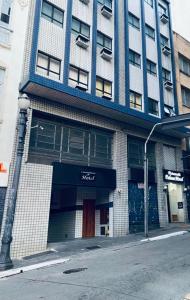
[52,162,116,190]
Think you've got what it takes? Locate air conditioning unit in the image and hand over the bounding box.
[101,5,112,19]
[102,93,112,100]
[76,34,89,49]
[160,13,169,24]
[75,84,87,91]
[162,45,171,56]
[164,80,173,90]
[100,47,112,61]
[79,0,90,4]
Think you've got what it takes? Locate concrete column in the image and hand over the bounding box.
[109,131,128,237]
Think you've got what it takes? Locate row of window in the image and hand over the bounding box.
[130,91,159,116]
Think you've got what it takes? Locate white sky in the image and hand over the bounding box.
[170,0,190,41]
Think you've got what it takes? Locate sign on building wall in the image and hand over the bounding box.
[163,169,184,183]
[0,161,9,187]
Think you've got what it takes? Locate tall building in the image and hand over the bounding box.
[1,0,189,258]
[0,0,30,231]
[173,32,190,222]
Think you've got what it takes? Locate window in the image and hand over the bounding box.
[96,77,112,99]
[0,68,5,86]
[162,68,171,82]
[0,0,12,24]
[41,1,64,28]
[97,31,112,50]
[69,65,88,90]
[147,59,157,76]
[128,137,156,169]
[29,116,112,167]
[129,50,141,68]
[128,12,140,30]
[144,0,153,7]
[158,3,167,16]
[160,34,168,47]
[179,54,190,76]
[72,17,90,38]
[181,86,190,108]
[36,51,61,80]
[145,24,155,40]
[130,91,142,111]
[98,0,112,9]
[148,98,159,116]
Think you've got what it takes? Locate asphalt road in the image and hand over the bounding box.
[1,233,190,300]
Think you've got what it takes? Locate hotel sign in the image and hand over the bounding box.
[81,171,96,182]
[163,170,184,183]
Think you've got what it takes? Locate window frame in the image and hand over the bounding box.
[145,24,155,40]
[69,65,89,90]
[144,0,153,7]
[160,34,169,47]
[128,12,140,30]
[179,53,190,77]
[158,3,168,16]
[97,0,112,9]
[147,59,157,76]
[36,51,61,80]
[162,68,171,82]
[41,0,64,28]
[130,90,142,111]
[129,49,141,68]
[97,31,112,51]
[71,16,90,39]
[181,85,190,108]
[148,98,159,116]
[96,76,112,99]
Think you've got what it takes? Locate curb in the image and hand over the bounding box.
[141,230,188,242]
[0,257,70,279]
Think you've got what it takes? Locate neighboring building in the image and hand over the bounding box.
[1,0,188,258]
[0,0,30,231]
[174,32,190,221]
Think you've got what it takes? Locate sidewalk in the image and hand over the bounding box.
[1,223,190,278]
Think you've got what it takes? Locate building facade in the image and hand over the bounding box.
[0,0,30,231]
[174,32,190,221]
[1,0,188,258]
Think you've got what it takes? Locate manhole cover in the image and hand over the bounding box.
[63,268,88,274]
[86,245,101,250]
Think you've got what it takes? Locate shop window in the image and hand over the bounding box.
[36,51,61,80]
[41,1,64,28]
[69,65,88,90]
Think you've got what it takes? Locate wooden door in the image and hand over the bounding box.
[82,200,95,238]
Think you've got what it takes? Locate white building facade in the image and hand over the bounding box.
[0,0,189,258]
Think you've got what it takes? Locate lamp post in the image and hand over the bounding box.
[144,114,190,238]
[0,94,30,270]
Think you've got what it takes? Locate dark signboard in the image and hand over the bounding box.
[163,169,184,183]
[178,202,183,209]
[52,162,116,189]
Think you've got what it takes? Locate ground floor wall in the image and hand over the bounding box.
[0,98,187,258]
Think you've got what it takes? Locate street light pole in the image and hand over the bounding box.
[0,94,30,270]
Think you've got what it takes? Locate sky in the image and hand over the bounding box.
[170,0,190,41]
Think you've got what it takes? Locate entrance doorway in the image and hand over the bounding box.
[82,200,95,238]
[167,183,185,223]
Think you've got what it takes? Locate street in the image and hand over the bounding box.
[0,233,190,300]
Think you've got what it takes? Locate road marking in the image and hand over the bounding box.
[141,231,188,242]
[0,257,70,279]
